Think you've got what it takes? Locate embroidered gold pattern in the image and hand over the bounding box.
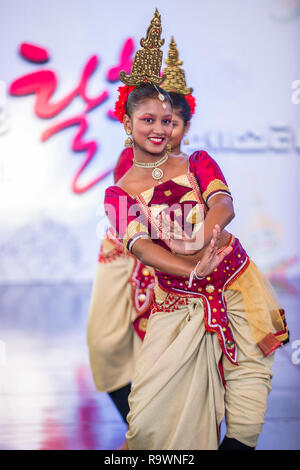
[139,186,155,205]
[185,204,204,225]
[139,318,148,332]
[139,174,191,205]
[179,190,198,204]
[202,179,231,203]
[172,174,191,187]
[152,292,190,313]
[123,220,149,250]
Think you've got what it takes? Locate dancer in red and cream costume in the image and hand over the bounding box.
[104,10,289,450]
[87,27,196,431]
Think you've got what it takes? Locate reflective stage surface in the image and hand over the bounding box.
[0,280,299,450]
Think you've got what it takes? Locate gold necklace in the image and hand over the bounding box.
[170,152,188,158]
[133,152,168,181]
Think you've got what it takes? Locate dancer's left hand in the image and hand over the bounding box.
[158,211,202,255]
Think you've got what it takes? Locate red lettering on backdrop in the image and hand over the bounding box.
[20,42,50,63]
[106,38,134,120]
[9,40,134,193]
[106,38,134,82]
[41,115,113,194]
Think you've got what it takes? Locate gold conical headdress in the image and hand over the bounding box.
[161,36,193,95]
[119,9,164,86]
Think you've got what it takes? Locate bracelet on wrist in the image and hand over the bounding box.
[188,261,204,288]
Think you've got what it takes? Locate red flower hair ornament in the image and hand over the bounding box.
[114,85,136,123]
[184,94,196,118]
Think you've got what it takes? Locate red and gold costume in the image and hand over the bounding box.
[105,150,288,363]
[90,9,289,449]
[104,150,289,449]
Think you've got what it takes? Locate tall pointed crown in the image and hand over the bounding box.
[161,36,193,95]
[119,9,164,86]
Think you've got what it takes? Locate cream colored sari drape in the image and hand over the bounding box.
[87,250,142,393]
[126,286,274,450]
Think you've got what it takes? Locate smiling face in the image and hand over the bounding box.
[124,98,173,156]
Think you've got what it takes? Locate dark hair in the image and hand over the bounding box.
[168,92,191,126]
[126,84,173,117]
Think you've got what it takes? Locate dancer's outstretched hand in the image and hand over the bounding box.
[195,225,232,278]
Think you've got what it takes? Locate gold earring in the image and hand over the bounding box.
[124,130,133,148]
[183,136,189,145]
[166,144,171,153]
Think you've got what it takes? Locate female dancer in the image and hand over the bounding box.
[87,31,196,428]
[104,11,289,450]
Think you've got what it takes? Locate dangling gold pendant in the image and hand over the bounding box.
[124,136,133,148]
[152,167,164,180]
[158,92,167,109]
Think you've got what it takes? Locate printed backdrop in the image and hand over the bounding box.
[0,0,299,283]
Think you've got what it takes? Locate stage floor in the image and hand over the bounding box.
[0,279,299,450]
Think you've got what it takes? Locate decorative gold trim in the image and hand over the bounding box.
[186,173,208,217]
[139,186,155,205]
[171,174,191,187]
[275,331,289,342]
[179,190,198,204]
[129,258,155,316]
[136,193,162,239]
[202,179,231,203]
[123,220,149,250]
[138,173,191,204]
[139,318,148,332]
[185,204,204,225]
